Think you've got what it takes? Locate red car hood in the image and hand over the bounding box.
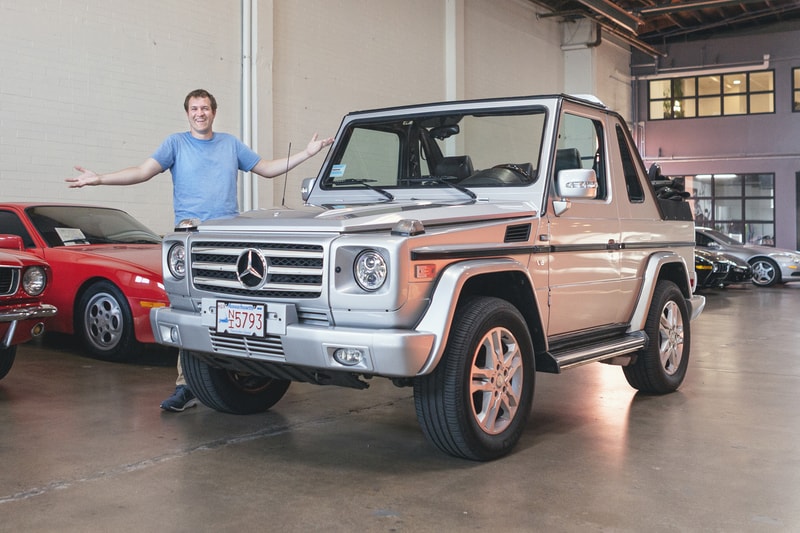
[52,245,163,276]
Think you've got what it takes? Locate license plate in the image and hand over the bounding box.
[215,301,266,337]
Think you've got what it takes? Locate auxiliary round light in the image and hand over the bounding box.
[333,347,364,366]
[167,243,186,279]
[354,249,387,291]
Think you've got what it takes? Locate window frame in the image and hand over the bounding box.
[686,172,775,246]
[648,69,775,120]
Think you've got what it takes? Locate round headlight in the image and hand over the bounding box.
[168,243,186,279]
[354,250,387,292]
[22,266,47,296]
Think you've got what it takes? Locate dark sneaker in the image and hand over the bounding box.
[160,385,198,412]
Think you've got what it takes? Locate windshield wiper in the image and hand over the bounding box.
[403,176,477,201]
[335,178,394,201]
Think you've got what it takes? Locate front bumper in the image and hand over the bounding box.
[0,303,57,348]
[150,303,436,378]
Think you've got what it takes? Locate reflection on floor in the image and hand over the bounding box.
[1,284,799,531]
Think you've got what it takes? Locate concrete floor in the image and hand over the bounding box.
[1,284,799,532]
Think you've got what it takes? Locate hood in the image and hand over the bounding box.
[700,249,750,267]
[200,200,539,234]
[742,243,800,257]
[0,249,48,268]
[56,245,163,275]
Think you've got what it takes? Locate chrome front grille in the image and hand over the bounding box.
[0,267,19,296]
[191,241,324,298]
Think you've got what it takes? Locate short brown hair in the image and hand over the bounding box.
[184,89,217,112]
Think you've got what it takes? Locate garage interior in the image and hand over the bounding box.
[4,285,799,531]
[2,1,800,531]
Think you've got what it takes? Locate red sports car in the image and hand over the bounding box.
[0,235,57,380]
[0,203,169,361]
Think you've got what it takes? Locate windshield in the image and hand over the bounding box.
[321,108,547,195]
[26,206,161,247]
[701,228,744,246]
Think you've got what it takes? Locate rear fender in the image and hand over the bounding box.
[628,252,696,332]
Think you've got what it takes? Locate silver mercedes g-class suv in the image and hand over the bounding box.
[151,94,704,460]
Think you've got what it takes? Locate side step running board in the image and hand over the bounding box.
[546,331,647,372]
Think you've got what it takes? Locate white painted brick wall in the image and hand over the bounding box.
[268,0,450,208]
[0,0,627,232]
[465,0,564,98]
[0,0,242,234]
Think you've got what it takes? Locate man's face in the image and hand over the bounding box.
[186,96,216,137]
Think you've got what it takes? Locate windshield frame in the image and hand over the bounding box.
[315,102,550,204]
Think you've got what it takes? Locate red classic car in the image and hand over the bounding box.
[0,235,57,380]
[0,203,169,361]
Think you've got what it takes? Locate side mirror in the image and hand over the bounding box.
[553,169,598,216]
[301,177,316,202]
[556,168,598,199]
[0,234,24,251]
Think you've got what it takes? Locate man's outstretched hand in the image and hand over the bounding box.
[66,166,99,188]
[306,133,334,157]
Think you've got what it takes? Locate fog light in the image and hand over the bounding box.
[159,325,180,344]
[333,347,365,366]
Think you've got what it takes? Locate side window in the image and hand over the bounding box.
[0,210,35,248]
[417,138,431,176]
[696,232,711,246]
[615,125,645,203]
[555,113,606,199]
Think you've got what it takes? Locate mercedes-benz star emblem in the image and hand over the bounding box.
[236,249,268,288]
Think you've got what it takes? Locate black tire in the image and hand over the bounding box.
[413,296,535,461]
[623,280,690,394]
[0,346,16,381]
[749,257,780,287]
[76,281,138,362]
[181,350,290,414]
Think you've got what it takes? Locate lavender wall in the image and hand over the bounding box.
[630,26,800,250]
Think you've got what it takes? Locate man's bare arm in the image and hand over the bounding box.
[66,158,163,188]
[250,133,333,179]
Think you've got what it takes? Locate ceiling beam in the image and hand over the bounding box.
[592,18,666,57]
[575,0,643,33]
[635,0,769,16]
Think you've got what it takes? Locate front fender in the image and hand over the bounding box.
[414,258,530,375]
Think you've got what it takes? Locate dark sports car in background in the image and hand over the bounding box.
[695,248,728,290]
[0,235,57,380]
[696,227,800,287]
[717,252,753,287]
[0,203,168,361]
[695,248,753,290]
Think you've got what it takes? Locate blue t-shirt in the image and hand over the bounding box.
[151,132,261,225]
